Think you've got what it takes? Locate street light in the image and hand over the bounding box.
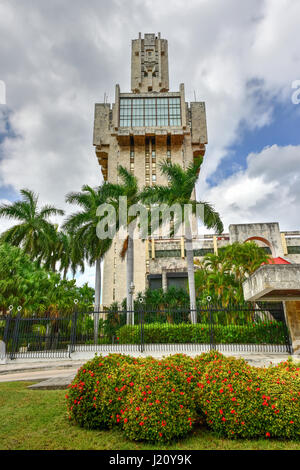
[130,282,135,325]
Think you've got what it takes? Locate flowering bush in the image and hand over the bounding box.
[66,353,137,429]
[120,361,197,442]
[66,352,300,441]
[194,354,300,439]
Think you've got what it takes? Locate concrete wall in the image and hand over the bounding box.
[284,301,300,353]
[229,223,284,258]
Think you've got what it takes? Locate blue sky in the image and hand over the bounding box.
[208,98,300,187]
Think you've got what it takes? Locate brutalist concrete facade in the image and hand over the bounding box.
[93,34,300,307]
[93,33,208,306]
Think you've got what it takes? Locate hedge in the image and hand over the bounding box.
[116,321,287,345]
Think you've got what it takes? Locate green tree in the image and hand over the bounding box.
[63,185,112,339]
[0,242,94,316]
[140,158,223,322]
[194,241,270,306]
[36,229,83,279]
[104,166,144,323]
[0,189,64,261]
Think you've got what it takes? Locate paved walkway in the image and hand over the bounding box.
[0,360,85,386]
[0,360,85,375]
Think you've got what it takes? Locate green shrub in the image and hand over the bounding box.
[116,322,287,345]
[120,361,197,442]
[194,354,300,439]
[66,353,137,429]
[66,352,300,441]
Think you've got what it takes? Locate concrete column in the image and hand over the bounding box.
[151,238,155,259]
[284,301,300,354]
[180,236,185,258]
[213,235,218,255]
[162,269,168,292]
[281,233,288,256]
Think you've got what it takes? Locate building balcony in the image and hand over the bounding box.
[112,126,190,145]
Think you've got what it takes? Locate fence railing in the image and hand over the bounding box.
[0,303,293,359]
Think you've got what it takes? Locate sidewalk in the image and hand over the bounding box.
[0,360,85,375]
[0,360,85,385]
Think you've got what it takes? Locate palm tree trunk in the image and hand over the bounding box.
[185,223,197,324]
[94,257,101,343]
[126,224,134,325]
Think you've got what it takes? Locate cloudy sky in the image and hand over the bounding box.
[0,0,300,286]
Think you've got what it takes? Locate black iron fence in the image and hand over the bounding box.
[0,302,292,359]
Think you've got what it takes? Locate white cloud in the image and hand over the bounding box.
[205,145,300,232]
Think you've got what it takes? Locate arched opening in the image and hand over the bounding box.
[244,236,275,257]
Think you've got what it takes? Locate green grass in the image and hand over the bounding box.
[0,381,299,450]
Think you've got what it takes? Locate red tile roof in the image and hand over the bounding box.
[263,257,291,265]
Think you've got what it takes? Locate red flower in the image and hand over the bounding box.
[161,421,166,427]
[266,432,270,438]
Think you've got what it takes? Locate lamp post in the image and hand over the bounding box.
[130,282,135,325]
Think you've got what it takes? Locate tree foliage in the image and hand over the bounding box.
[194,242,270,306]
[0,242,94,316]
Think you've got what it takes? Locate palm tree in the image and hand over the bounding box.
[194,241,270,307]
[36,229,84,279]
[104,166,142,323]
[140,158,223,323]
[63,185,112,340]
[0,189,64,261]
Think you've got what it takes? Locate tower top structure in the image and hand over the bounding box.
[131,32,169,93]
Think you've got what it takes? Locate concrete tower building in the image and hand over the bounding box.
[93,33,208,306]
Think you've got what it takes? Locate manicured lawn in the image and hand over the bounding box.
[0,381,299,450]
